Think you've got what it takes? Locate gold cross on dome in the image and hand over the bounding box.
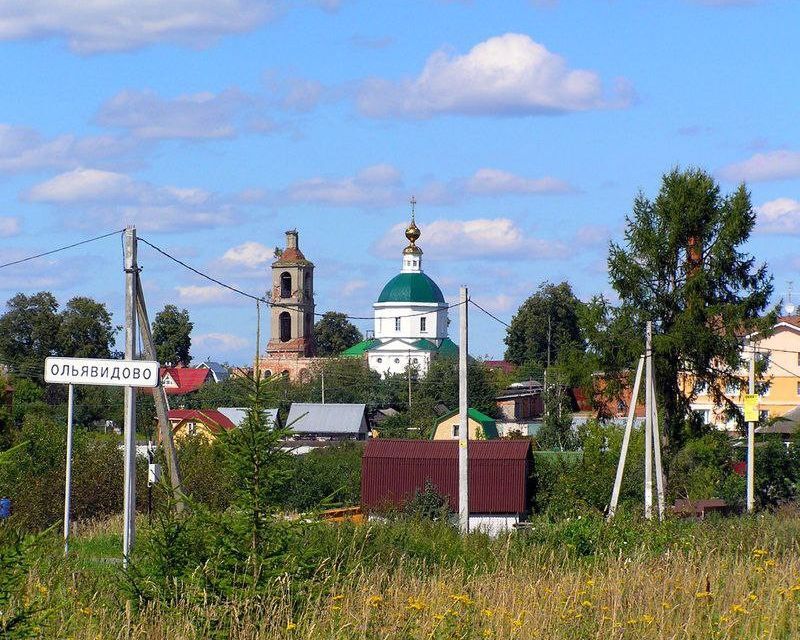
[410,195,416,222]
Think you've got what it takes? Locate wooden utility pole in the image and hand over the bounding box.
[122,227,138,565]
[747,341,756,513]
[458,286,469,534]
[135,276,183,507]
[644,321,653,520]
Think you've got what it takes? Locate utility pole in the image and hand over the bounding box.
[122,227,138,566]
[135,276,183,508]
[747,340,756,513]
[458,286,469,534]
[644,321,653,520]
[407,350,412,409]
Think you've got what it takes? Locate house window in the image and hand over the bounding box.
[395,317,401,332]
[452,424,459,438]
[279,312,291,342]
[187,421,197,436]
[725,380,740,396]
[420,317,427,333]
[280,272,292,298]
[693,379,707,395]
[759,410,770,422]
[796,380,800,396]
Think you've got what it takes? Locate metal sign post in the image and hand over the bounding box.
[63,384,74,556]
[44,356,159,562]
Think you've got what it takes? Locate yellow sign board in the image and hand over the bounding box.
[743,394,759,422]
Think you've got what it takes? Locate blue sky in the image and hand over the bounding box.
[1,0,799,365]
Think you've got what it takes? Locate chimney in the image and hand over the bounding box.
[286,230,299,250]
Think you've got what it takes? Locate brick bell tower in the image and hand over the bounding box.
[266,230,316,357]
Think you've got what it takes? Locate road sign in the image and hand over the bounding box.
[44,357,160,388]
[743,394,759,422]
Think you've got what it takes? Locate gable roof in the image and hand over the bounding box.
[434,408,499,439]
[167,409,236,433]
[286,403,368,434]
[160,366,212,395]
[341,338,381,357]
[197,361,230,382]
[217,406,281,428]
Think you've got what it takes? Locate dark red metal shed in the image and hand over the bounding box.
[361,439,533,514]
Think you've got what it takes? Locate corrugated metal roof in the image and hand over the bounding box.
[217,407,280,428]
[287,403,368,434]
[361,439,532,514]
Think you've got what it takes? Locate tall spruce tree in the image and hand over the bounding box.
[608,168,774,447]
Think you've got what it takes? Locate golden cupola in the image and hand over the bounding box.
[403,196,423,256]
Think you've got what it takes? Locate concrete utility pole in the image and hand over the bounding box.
[607,356,644,521]
[650,372,666,520]
[135,276,183,508]
[407,350,412,409]
[747,341,756,513]
[458,286,469,534]
[644,321,653,520]
[122,227,138,565]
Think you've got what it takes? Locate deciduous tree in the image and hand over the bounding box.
[313,312,363,357]
[152,305,192,365]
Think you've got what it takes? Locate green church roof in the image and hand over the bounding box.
[341,338,381,357]
[377,272,445,304]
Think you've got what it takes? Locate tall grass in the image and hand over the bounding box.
[15,512,800,639]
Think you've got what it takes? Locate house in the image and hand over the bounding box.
[196,360,230,383]
[217,407,282,430]
[495,381,543,436]
[431,408,499,440]
[160,364,212,395]
[689,315,800,431]
[168,409,237,440]
[361,439,533,535]
[755,404,800,441]
[484,360,517,375]
[285,403,368,440]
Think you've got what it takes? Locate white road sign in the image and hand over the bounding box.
[44,357,160,388]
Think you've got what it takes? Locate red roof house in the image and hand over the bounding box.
[361,439,533,518]
[160,365,212,395]
[168,408,236,438]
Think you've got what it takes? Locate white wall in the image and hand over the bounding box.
[373,302,448,341]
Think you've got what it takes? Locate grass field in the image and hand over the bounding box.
[9,512,800,639]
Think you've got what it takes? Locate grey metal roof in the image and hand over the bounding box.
[217,407,280,427]
[197,361,230,382]
[286,403,368,434]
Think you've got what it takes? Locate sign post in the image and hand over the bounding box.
[44,356,159,561]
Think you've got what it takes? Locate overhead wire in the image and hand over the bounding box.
[0,229,125,270]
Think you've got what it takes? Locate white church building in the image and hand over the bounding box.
[342,205,458,376]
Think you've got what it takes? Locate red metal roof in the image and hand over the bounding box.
[484,360,516,374]
[160,366,211,395]
[167,408,236,433]
[361,439,532,514]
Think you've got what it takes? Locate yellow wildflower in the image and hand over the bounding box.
[512,618,523,628]
[433,614,444,621]
[585,579,595,587]
[80,607,93,616]
[753,548,768,557]
[640,614,654,624]
[695,591,712,599]
[747,593,758,602]
[286,622,297,631]
[481,609,494,618]
[367,595,383,607]
[407,597,425,612]
[331,606,341,612]
[580,600,592,608]
[730,604,749,615]
[483,631,492,638]
[331,594,344,601]
[450,594,474,606]
[36,584,48,595]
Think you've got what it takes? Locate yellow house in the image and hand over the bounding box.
[169,409,237,442]
[689,317,800,430]
[431,408,499,440]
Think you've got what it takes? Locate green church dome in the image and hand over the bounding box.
[377,272,445,304]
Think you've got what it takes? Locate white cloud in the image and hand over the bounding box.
[285,163,403,207]
[375,218,569,260]
[719,150,800,182]
[0,124,139,173]
[221,242,275,268]
[176,285,237,305]
[0,216,20,238]
[465,168,575,195]
[357,33,629,118]
[26,168,236,232]
[757,198,800,234]
[193,332,249,354]
[0,0,277,54]
[575,224,611,246]
[341,279,368,296]
[96,88,253,140]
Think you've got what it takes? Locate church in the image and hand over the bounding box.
[342,204,458,376]
[258,203,457,380]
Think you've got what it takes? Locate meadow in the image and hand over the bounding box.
[7,510,800,640]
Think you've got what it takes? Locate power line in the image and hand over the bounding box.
[0,229,124,271]
[469,298,511,328]
[138,236,465,321]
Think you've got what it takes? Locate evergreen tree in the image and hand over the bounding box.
[313,312,363,356]
[152,305,193,365]
[608,168,774,447]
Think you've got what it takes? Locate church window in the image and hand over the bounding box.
[280,272,292,298]
[377,358,383,363]
[304,273,312,298]
[394,358,400,364]
[395,317,401,332]
[420,317,427,333]
[279,312,291,342]
[413,358,419,364]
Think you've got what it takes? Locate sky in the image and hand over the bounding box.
[1,0,799,365]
